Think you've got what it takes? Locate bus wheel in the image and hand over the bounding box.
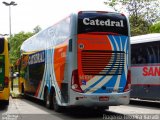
[52,92,62,112]
[4,99,9,106]
[21,83,24,94]
[21,84,26,98]
[44,89,50,109]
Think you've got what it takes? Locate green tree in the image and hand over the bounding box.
[149,21,160,33]
[104,0,160,36]
[33,25,42,34]
[9,31,34,64]
[130,15,150,36]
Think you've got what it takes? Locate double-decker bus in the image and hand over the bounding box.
[0,37,10,105]
[18,11,130,111]
[131,33,160,101]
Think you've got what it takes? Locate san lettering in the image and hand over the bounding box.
[143,66,160,76]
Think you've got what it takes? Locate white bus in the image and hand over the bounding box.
[18,11,131,112]
[131,33,160,101]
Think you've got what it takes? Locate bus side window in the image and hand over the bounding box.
[147,46,158,63]
[131,53,137,64]
[137,54,146,64]
[138,47,146,64]
[69,39,72,52]
[131,47,137,64]
[132,46,147,64]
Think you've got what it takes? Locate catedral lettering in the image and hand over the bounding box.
[28,52,45,65]
[83,18,124,27]
[143,66,160,76]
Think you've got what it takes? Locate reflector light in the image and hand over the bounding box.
[71,69,83,93]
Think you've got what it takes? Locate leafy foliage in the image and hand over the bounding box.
[9,26,42,64]
[33,25,42,34]
[130,15,151,36]
[149,22,160,33]
[9,32,34,64]
[104,0,160,36]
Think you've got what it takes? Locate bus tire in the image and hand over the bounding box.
[21,84,26,98]
[49,89,54,109]
[44,89,51,109]
[52,91,62,112]
[4,99,9,106]
[21,83,24,94]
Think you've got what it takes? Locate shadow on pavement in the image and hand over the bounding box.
[130,100,160,108]
[8,97,138,120]
[0,102,8,111]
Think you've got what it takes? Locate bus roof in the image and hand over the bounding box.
[131,33,160,44]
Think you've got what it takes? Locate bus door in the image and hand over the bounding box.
[72,11,129,94]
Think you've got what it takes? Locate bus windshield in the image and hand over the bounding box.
[78,12,128,36]
[0,38,4,54]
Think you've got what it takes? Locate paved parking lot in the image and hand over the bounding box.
[0,97,159,120]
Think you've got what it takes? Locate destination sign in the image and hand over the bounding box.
[83,18,124,27]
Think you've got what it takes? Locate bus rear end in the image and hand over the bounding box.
[70,11,130,108]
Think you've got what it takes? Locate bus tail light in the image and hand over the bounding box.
[71,69,83,93]
[124,69,131,92]
[4,77,9,87]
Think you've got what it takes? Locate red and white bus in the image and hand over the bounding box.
[18,11,131,112]
[131,33,160,101]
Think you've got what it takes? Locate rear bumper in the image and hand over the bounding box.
[0,88,10,100]
[69,91,130,107]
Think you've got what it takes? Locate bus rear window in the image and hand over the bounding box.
[0,38,4,54]
[78,12,128,36]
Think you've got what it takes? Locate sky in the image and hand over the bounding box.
[0,0,117,35]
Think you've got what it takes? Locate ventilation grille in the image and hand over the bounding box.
[81,50,125,75]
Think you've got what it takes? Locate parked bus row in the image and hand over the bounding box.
[3,10,159,111]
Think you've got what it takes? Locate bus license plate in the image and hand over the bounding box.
[99,96,109,101]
